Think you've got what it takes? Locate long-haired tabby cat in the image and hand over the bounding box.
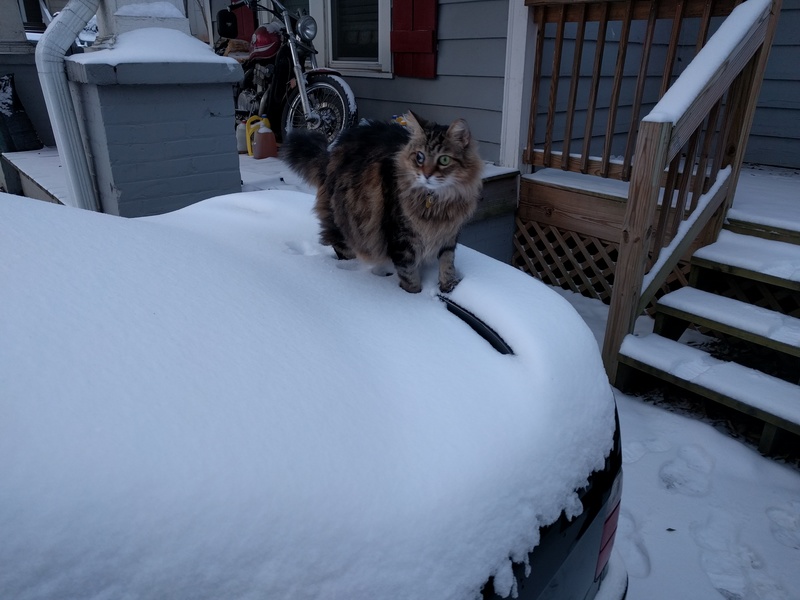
[280,112,483,293]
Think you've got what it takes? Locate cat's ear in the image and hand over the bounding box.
[446,119,472,148]
[405,111,428,131]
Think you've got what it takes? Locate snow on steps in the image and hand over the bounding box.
[656,287,800,358]
[619,334,800,444]
[692,229,800,290]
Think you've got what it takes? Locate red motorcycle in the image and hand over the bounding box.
[217,0,357,142]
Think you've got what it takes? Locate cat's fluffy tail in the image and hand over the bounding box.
[279,130,329,189]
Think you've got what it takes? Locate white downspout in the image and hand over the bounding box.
[35,0,101,211]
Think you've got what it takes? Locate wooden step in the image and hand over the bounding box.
[656,287,800,358]
[618,333,800,452]
[724,220,800,246]
[692,230,800,292]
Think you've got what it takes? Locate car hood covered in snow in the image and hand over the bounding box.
[0,191,616,599]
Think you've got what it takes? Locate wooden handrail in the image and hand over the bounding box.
[646,0,774,161]
[525,0,738,21]
[601,0,783,382]
[517,0,782,382]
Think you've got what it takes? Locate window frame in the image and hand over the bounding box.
[308,0,393,78]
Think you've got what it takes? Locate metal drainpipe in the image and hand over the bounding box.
[35,0,101,211]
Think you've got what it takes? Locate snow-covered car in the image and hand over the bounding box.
[0,190,625,600]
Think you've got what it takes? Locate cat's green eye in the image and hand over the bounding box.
[415,151,425,165]
[438,155,452,166]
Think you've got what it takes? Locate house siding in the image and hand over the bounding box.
[346,0,509,163]
[746,0,800,168]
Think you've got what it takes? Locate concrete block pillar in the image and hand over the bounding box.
[64,28,244,216]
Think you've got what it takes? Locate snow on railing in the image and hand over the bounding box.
[644,0,771,125]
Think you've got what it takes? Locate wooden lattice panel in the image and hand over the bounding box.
[513,217,692,311]
[513,218,617,303]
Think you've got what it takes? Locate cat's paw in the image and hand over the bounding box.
[438,276,461,293]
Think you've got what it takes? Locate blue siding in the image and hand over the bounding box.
[346,0,509,163]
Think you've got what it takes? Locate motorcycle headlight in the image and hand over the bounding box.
[297,15,317,41]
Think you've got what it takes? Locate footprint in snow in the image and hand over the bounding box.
[766,501,800,550]
[370,264,395,277]
[615,509,651,578]
[658,444,714,496]
[334,261,394,276]
[284,240,321,256]
[691,514,788,600]
[335,260,362,271]
[622,437,672,464]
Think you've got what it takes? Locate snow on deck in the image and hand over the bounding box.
[620,334,800,427]
[727,165,800,233]
[1,149,515,204]
[692,229,800,283]
[523,168,629,200]
[658,287,800,349]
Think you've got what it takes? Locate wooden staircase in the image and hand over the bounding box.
[617,227,800,454]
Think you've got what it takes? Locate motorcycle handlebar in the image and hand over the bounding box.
[229,0,294,16]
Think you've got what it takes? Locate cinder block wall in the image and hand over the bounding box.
[69,81,240,216]
[65,47,243,217]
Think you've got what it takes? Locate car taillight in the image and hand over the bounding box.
[595,470,623,579]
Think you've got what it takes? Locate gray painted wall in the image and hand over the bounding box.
[746,0,800,168]
[68,82,241,216]
[346,0,509,164]
[65,56,243,217]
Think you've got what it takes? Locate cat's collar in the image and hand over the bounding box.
[425,191,435,209]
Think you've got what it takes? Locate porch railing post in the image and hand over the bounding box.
[601,119,672,384]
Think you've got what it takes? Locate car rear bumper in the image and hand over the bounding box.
[593,550,628,600]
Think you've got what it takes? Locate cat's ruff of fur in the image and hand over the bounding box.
[281,112,483,293]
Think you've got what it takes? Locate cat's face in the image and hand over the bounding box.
[402,113,475,192]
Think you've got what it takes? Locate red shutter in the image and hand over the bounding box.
[391,0,438,79]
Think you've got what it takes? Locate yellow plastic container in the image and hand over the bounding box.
[246,116,271,157]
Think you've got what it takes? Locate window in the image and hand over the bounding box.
[309,0,392,76]
[331,0,378,61]
[310,0,438,78]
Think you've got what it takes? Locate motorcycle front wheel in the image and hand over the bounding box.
[281,73,358,144]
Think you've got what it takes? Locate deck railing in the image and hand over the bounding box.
[517,0,782,383]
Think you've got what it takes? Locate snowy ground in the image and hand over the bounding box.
[555,290,800,600]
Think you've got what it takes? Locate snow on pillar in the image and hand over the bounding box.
[94,0,191,44]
